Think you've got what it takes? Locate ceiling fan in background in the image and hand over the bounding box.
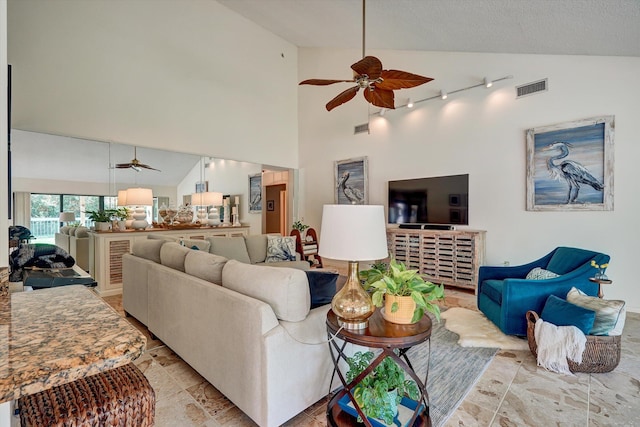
[114,147,160,172]
[299,0,433,111]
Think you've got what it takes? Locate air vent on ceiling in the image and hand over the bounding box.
[354,123,370,135]
[516,78,548,98]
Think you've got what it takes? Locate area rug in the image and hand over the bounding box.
[441,307,529,351]
[406,316,498,427]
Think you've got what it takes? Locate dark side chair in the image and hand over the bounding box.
[477,246,609,336]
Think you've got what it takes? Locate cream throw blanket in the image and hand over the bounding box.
[534,318,587,375]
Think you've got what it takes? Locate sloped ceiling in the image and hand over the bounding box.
[218,0,640,57]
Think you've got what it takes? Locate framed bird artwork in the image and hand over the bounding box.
[526,115,614,211]
[335,157,368,205]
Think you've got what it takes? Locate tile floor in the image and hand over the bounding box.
[103,289,640,427]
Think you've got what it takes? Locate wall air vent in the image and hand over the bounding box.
[516,78,548,98]
[354,123,370,135]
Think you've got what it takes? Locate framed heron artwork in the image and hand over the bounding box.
[335,157,368,205]
[526,115,614,211]
[248,173,262,213]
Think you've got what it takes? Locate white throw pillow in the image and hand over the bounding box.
[566,287,626,336]
[526,267,560,280]
[265,235,297,263]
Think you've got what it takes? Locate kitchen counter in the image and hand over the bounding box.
[0,285,146,403]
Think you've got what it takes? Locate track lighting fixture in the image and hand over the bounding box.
[369,75,513,117]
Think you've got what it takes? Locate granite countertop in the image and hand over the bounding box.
[0,285,146,403]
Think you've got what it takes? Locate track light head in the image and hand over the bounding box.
[440,90,448,100]
[484,77,493,88]
[407,98,414,108]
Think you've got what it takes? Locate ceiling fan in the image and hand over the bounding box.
[115,147,160,172]
[299,0,433,111]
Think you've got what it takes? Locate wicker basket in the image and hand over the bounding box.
[19,363,155,427]
[526,310,621,373]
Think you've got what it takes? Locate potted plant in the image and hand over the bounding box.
[361,258,445,324]
[292,219,310,239]
[85,209,116,231]
[342,351,420,426]
[113,207,130,230]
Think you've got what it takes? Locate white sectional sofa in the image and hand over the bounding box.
[122,240,337,427]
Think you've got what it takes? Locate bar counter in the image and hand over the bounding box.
[0,285,146,403]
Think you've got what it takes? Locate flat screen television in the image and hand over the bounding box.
[388,174,469,225]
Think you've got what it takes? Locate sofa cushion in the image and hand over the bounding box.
[222,259,310,322]
[540,295,595,335]
[244,234,268,264]
[182,238,211,252]
[184,250,228,284]
[208,237,251,264]
[566,287,626,335]
[481,279,504,305]
[265,235,297,262]
[68,227,77,236]
[160,242,191,272]
[131,239,165,263]
[75,226,90,238]
[59,226,70,235]
[526,267,560,280]
[306,270,338,309]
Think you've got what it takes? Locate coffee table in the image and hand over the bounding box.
[22,265,96,290]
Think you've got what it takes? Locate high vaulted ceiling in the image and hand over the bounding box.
[218,0,640,57]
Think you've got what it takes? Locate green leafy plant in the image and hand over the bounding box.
[114,207,130,221]
[361,258,445,322]
[84,209,116,223]
[346,351,419,425]
[292,219,309,232]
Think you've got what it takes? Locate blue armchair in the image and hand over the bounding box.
[477,246,609,336]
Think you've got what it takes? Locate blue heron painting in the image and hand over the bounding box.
[533,123,605,205]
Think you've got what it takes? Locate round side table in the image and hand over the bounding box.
[326,308,432,427]
[589,277,613,298]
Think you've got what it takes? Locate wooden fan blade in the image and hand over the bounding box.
[299,79,354,86]
[138,163,161,172]
[376,70,433,90]
[326,86,359,111]
[351,56,382,79]
[115,164,130,169]
[363,87,395,109]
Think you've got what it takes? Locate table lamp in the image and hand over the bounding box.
[126,187,153,229]
[191,192,223,223]
[318,204,388,330]
[59,212,75,227]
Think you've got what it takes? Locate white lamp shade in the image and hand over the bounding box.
[318,204,388,261]
[126,187,153,206]
[59,212,75,222]
[117,190,128,206]
[191,191,223,207]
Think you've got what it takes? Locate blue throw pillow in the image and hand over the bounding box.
[540,295,596,335]
[306,270,338,309]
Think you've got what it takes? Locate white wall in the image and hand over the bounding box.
[298,48,640,312]
[1,0,8,268]
[7,0,299,168]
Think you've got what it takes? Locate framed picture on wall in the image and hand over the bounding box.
[526,115,614,211]
[335,156,368,205]
[248,173,262,213]
[266,200,275,211]
[195,181,208,193]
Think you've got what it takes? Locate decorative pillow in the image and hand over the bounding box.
[540,295,595,335]
[566,287,626,336]
[74,226,90,238]
[265,235,296,263]
[526,267,560,280]
[181,238,211,252]
[306,270,338,309]
[184,251,228,284]
[160,242,191,272]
